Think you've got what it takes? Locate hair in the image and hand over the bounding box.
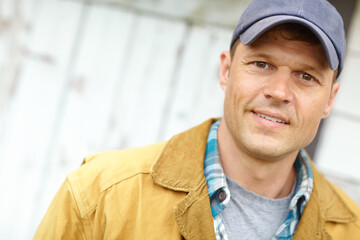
[230,23,338,82]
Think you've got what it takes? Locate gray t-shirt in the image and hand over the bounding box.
[219,176,296,240]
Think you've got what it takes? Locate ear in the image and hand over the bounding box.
[219,50,231,92]
[322,81,340,118]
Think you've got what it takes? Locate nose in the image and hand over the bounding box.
[263,69,294,104]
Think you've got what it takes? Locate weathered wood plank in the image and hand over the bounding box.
[348,0,360,52]
[161,25,231,140]
[316,115,360,181]
[0,0,40,238]
[46,4,136,168]
[0,0,84,238]
[333,55,360,117]
[87,0,252,28]
[100,13,187,150]
[0,0,38,141]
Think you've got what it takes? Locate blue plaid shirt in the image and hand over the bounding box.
[204,120,313,240]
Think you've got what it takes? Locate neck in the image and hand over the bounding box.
[217,120,298,199]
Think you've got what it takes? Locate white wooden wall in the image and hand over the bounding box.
[0,0,358,238]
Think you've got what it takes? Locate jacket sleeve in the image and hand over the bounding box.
[34,178,86,239]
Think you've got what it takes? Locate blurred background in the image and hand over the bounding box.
[0,0,359,238]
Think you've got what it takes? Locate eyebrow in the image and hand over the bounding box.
[243,52,326,72]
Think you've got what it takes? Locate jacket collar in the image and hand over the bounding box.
[150,118,215,192]
[151,118,217,239]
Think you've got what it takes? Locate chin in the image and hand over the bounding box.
[243,140,295,162]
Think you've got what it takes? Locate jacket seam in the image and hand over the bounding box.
[66,178,88,240]
[79,170,152,217]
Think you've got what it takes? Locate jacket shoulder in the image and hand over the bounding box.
[313,167,360,234]
[328,180,360,222]
[317,171,360,217]
[67,141,167,217]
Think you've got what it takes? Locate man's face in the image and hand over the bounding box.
[219,29,340,161]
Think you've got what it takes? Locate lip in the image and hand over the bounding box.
[252,110,290,125]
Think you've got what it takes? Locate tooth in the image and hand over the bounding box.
[256,113,285,124]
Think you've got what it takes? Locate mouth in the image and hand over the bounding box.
[252,111,289,125]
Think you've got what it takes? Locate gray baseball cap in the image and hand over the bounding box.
[230,0,346,77]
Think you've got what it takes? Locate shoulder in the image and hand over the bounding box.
[314,166,360,213]
[81,141,167,170]
[323,178,360,236]
[327,180,360,220]
[312,164,360,231]
[66,141,167,217]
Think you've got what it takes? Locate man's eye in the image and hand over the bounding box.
[300,72,315,81]
[254,61,269,69]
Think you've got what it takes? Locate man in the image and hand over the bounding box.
[35,0,360,239]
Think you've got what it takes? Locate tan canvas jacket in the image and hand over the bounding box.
[34,119,360,239]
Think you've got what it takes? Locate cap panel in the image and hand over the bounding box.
[239,16,339,71]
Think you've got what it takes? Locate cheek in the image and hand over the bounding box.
[302,115,322,146]
[297,95,329,138]
[224,71,264,112]
[223,82,241,130]
[223,84,237,118]
[225,80,243,110]
[304,92,330,120]
[225,78,260,111]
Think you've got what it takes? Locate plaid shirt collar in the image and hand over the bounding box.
[204,120,313,240]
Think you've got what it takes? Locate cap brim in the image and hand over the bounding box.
[239,15,338,71]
